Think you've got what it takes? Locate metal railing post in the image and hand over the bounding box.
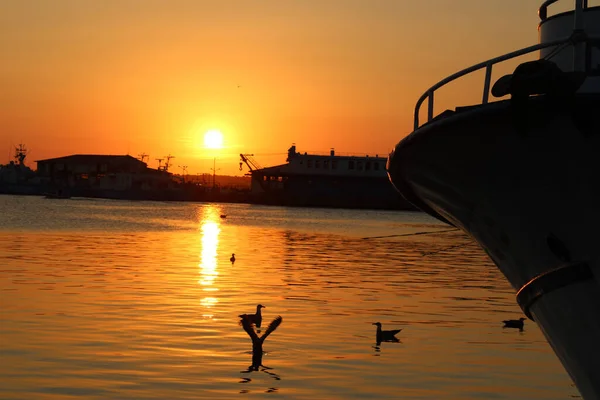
[539,0,560,21]
[573,0,586,72]
[427,91,434,122]
[414,110,420,131]
[482,63,493,104]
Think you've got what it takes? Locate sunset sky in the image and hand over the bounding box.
[0,1,577,176]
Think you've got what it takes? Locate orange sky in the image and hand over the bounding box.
[0,1,574,176]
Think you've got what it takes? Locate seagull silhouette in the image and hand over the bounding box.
[230,253,236,263]
[241,315,282,371]
[503,317,526,330]
[373,322,402,345]
[239,304,265,328]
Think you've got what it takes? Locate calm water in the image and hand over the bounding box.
[0,195,578,399]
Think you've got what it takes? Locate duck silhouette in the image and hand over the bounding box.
[240,315,282,371]
[503,317,526,330]
[230,253,236,264]
[373,322,402,345]
[239,304,265,328]
[220,214,227,219]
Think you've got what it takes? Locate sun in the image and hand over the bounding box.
[204,129,223,149]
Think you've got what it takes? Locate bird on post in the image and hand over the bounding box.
[239,304,265,328]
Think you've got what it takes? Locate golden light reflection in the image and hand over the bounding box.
[201,297,218,308]
[199,215,221,314]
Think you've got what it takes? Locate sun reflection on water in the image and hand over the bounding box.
[0,197,579,399]
[198,209,221,317]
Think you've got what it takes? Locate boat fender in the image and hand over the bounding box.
[491,60,586,136]
[491,59,586,99]
[516,261,594,321]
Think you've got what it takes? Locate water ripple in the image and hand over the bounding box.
[0,196,578,399]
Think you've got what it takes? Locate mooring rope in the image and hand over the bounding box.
[361,228,458,240]
[420,240,475,257]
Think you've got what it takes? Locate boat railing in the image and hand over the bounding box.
[413,38,569,130]
[413,0,593,130]
[539,0,589,21]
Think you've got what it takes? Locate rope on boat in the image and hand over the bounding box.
[361,228,458,240]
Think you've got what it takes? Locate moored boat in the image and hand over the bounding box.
[387,1,600,398]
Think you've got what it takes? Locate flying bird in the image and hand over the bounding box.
[373,322,402,344]
[503,317,526,330]
[239,304,265,328]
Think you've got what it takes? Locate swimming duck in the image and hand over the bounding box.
[220,214,227,219]
[373,322,402,342]
[240,315,282,371]
[503,317,526,329]
[230,253,236,263]
[239,304,265,328]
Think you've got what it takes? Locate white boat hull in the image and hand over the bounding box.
[388,94,600,399]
